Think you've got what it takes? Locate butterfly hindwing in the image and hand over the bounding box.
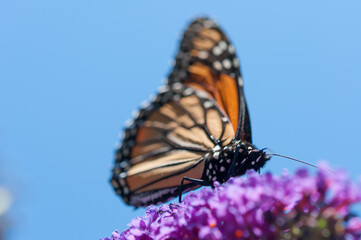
[168,17,252,143]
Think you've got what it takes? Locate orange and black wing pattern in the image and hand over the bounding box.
[168,17,252,143]
[111,84,235,207]
[111,18,251,207]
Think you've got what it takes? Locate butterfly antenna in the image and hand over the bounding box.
[267,153,320,170]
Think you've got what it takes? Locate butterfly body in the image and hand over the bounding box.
[111,18,270,207]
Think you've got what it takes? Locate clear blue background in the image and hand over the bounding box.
[1,1,361,239]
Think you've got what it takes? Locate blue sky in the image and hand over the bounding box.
[1,1,361,239]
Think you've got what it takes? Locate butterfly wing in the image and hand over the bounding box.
[111,84,235,207]
[168,17,252,143]
[111,17,251,207]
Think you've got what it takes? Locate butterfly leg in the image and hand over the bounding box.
[178,177,209,203]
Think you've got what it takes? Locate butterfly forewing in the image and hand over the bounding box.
[111,84,235,207]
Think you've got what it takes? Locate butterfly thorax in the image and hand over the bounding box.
[202,141,270,184]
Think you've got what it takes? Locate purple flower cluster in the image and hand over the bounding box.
[104,164,361,240]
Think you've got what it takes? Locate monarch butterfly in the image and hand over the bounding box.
[111,17,270,207]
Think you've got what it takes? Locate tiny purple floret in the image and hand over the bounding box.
[103,164,361,239]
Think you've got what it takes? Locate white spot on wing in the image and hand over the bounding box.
[218,41,227,51]
[222,59,232,69]
[119,172,127,179]
[195,89,209,98]
[228,45,235,54]
[238,76,243,86]
[213,61,222,71]
[233,58,239,67]
[119,161,129,169]
[173,94,181,101]
[158,85,170,93]
[203,101,212,108]
[203,19,214,28]
[221,117,229,122]
[183,88,194,96]
[198,51,209,59]
[212,46,222,56]
[125,119,133,128]
[140,100,150,109]
[172,82,182,90]
[132,110,139,118]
